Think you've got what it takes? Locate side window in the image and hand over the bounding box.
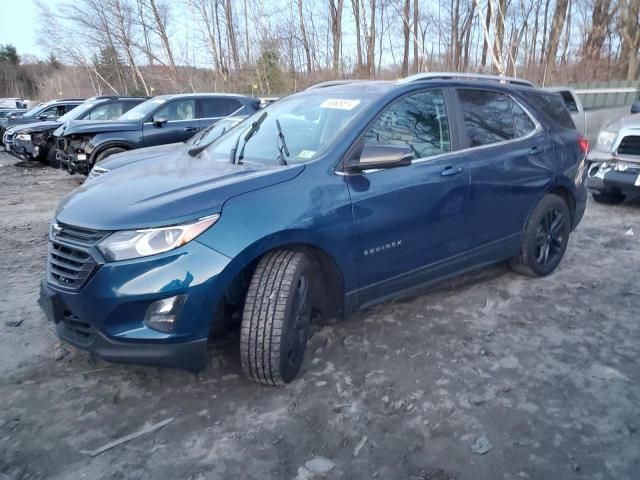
[225,99,243,115]
[200,98,227,118]
[458,90,513,146]
[84,103,124,120]
[40,106,59,119]
[458,89,536,147]
[522,92,575,130]
[155,99,196,121]
[363,89,451,159]
[512,101,536,138]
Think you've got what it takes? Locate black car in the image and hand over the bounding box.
[55,93,260,174]
[4,96,148,165]
[1,98,84,139]
[86,116,246,181]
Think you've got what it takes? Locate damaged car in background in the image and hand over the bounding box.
[55,93,260,175]
[1,98,84,140]
[4,96,147,166]
[87,115,246,181]
[587,101,640,204]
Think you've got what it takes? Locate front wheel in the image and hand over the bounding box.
[240,250,313,385]
[510,194,571,277]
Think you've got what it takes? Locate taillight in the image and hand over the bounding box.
[578,136,589,154]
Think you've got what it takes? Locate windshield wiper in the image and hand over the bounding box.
[187,127,227,157]
[230,112,267,165]
[275,119,290,166]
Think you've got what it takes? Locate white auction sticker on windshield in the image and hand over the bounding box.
[298,150,316,159]
[151,98,167,104]
[320,99,360,110]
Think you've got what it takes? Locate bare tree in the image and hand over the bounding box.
[328,0,345,73]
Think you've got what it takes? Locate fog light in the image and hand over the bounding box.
[144,294,186,333]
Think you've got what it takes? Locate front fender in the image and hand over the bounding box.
[87,133,142,162]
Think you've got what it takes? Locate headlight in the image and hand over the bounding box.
[596,130,617,150]
[98,215,219,262]
[16,133,31,141]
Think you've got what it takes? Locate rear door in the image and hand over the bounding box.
[197,97,244,130]
[344,88,471,303]
[142,98,200,146]
[454,88,554,249]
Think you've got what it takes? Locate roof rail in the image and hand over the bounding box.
[305,80,359,91]
[398,72,535,88]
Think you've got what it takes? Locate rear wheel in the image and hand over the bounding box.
[510,194,571,277]
[591,190,625,205]
[240,250,313,385]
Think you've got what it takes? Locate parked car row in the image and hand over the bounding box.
[38,73,591,385]
[2,93,261,175]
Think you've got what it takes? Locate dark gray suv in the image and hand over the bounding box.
[54,93,260,174]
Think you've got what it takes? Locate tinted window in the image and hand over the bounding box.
[512,101,536,137]
[522,91,575,130]
[458,89,536,147]
[363,89,450,159]
[155,99,195,121]
[200,98,244,117]
[200,98,227,118]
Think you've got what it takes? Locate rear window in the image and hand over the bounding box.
[521,92,576,130]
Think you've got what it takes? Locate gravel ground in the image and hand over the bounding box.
[0,150,639,480]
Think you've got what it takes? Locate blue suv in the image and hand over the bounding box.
[39,74,588,385]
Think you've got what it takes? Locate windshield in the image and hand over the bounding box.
[202,94,372,166]
[22,102,50,118]
[58,102,97,123]
[118,97,167,121]
[186,118,244,146]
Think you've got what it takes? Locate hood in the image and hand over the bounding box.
[63,119,140,136]
[56,152,305,230]
[98,142,185,171]
[603,113,640,132]
[7,120,60,134]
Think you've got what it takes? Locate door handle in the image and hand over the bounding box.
[183,127,197,132]
[529,146,541,155]
[440,165,464,176]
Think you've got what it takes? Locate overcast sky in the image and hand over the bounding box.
[0,0,60,58]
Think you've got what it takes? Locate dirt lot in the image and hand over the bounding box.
[0,150,639,480]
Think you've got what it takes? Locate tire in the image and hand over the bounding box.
[240,250,313,385]
[591,191,625,205]
[95,147,126,164]
[46,146,59,168]
[510,194,571,277]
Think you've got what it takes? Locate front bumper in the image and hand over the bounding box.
[57,149,90,174]
[39,240,233,372]
[586,156,640,196]
[10,137,39,160]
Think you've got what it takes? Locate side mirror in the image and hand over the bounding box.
[153,115,168,127]
[631,101,640,114]
[347,144,414,172]
[38,114,48,120]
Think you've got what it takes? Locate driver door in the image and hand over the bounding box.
[142,98,201,146]
[343,89,471,304]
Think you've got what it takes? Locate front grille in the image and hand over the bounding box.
[617,135,640,156]
[47,222,110,290]
[4,132,14,144]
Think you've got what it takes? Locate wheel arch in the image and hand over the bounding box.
[208,236,348,336]
[89,141,134,165]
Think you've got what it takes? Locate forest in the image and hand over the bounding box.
[0,0,638,100]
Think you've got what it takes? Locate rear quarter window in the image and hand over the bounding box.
[521,92,576,130]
